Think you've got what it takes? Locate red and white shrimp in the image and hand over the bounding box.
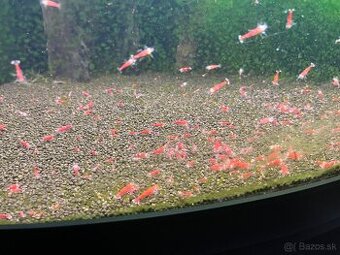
[133,47,154,60]
[179,66,192,73]
[114,183,139,200]
[205,64,221,71]
[118,56,136,73]
[297,63,315,80]
[272,70,281,86]
[332,77,339,88]
[239,23,268,43]
[11,60,26,83]
[209,78,230,95]
[41,0,61,9]
[285,9,295,29]
[132,184,159,205]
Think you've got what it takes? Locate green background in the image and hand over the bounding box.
[0,0,339,84]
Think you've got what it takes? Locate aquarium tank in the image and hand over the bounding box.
[0,0,339,225]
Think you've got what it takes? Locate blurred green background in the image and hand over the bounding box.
[0,0,339,84]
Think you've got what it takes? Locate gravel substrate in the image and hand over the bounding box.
[0,73,339,224]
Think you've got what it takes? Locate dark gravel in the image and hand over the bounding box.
[0,73,339,224]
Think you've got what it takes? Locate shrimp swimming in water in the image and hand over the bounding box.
[239,23,268,43]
